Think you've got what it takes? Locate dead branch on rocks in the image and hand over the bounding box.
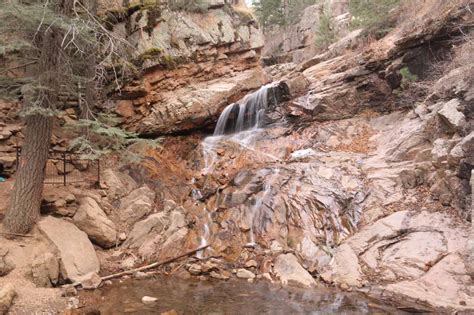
[101,245,210,281]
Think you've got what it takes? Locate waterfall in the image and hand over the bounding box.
[197,82,285,249]
[213,82,279,136]
[201,82,282,174]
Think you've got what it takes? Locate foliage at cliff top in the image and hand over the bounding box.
[252,0,317,31]
[349,0,400,35]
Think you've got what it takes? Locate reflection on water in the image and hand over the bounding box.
[84,277,406,315]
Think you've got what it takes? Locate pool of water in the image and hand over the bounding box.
[83,277,407,314]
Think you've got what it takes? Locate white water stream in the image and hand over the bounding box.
[197,82,283,250]
[196,209,212,259]
[246,168,280,247]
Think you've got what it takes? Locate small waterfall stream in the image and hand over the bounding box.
[197,82,286,249]
[213,82,279,136]
[247,168,280,247]
[196,214,211,259]
[202,82,282,174]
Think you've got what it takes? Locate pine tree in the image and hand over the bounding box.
[0,0,133,233]
[252,0,317,31]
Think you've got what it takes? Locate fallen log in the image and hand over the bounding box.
[101,244,210,281]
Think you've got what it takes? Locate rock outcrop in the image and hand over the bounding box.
[110,1,472,310]
[1,0,472,313]
[108,0,266,135]
[124,201,189,260]
[262,0,351,65]
[118,185,156,226]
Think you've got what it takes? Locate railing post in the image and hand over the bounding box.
[63,152,67,186]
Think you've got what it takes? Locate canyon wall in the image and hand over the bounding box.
[107,0,267,135]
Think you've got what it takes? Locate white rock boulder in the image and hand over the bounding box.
[38,216,100,283]
[119,185,156,226]
[73,197,117,248]
[273,253,316,288]
[437,99,466,131]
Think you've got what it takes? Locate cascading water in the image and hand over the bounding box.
[196,210,212,259]
[246,169,280,247]
[202,82,281,174]
[213,82,279,136]
[197,81,286,250]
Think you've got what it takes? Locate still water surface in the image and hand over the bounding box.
[85,277,407,314]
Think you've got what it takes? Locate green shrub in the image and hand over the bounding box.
[253,0,317,31]
[399,66,417,88]
[137,47,163,63]
[168,0,209,13]
[348,0,399,37]
[315,11,337,48]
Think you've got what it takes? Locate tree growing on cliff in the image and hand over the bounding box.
[0,0,132,233]
[252,0,317,31]
[349,0,400,37]
[315,9,337,48]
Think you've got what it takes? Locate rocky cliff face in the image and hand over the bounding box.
[109,0,266,135]
[104,0,472,311]
[262,0,352,65]
[0,0,473,313]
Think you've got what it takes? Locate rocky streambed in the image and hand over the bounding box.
[0,0,472,314]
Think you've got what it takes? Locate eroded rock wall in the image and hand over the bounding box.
[262,0,351,65]
[108,0,267,135]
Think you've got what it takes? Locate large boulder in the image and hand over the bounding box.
[119,186,156,226]
[123,212,168,249]
[320,243,362,287]
[0,284,16,315]
[437,99,466,131]
[38,216,100,283]
[73,197,117,248]
[124,205,189,259]
[101,168,137,200]
[383,254,474,310]
[273,253,316,288]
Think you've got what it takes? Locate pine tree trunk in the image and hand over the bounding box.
[3,115,53,233]
[3,0,73,234]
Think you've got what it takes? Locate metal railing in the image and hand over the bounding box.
[15,147,100,186]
